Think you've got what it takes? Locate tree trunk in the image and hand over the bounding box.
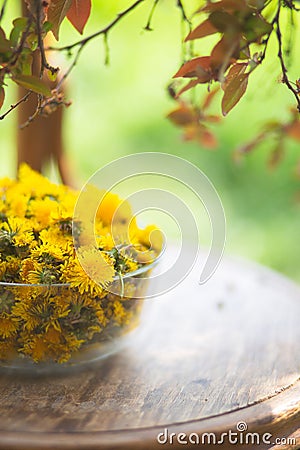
[17,1,73,185]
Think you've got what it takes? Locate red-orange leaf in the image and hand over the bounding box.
[0,87,4,110]
[211,36,239,73]
[48,0,73,40]
[286,121,300,141]
[268,142,285,169]
[221,73,249,116]
[176,79,199,97]
[200,0,248,13]
[173,56,212,82]
[202,86,220,110]
[67,0,91,34]
[185,19,218,41]
[222,63,248,90]
[183,124,217,149]
[167,104,198,126]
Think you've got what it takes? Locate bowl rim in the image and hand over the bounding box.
[0,257,160,288]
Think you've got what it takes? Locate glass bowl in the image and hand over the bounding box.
[0,262,156,373]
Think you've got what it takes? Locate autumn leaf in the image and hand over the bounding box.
[13,75,52,97]
[209,10,241,34]
[67,0,91,34]
[268,141,285,169]
[185,19,218,41]
[0,87,4,110]
[286,121,300,141]
[221,72,249,116]
[0,28,11,53]
[173,56,212,82]
[200,0,248,13]
[184,124,218,149]
[210,36,239,80]
[48,0,73,40]
[176,79,200,97]
[202,86,220,110]
[222,63,248,90]
[167,103,198,126]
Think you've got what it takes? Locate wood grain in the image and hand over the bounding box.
[0,249,299,449]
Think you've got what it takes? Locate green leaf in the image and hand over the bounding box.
[13,75,52,97]
[209,10,241,34]
[26,33,38,51]
[19,49,34,76]
[42,21,53,33]
[47,69,58,82]
[10,18,28,47]
[222,72,249,116]
[48,0,73,40]
[244,16,272,41]
[0,87,5,110]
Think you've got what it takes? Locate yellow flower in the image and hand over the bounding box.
[112,300,132,326]
[1,217,35,247]
[12,296,70,332]
[0,314,19,338]
[0,339,17,361]
[1,256,21,282]
[39,228,73,250]
[62,247,115,296]
[0,164,162,364]
[96,233,115,251]
[96,190,132,226]
[30,243,64,261]
[5,193,30,217]
[21,334,48,362]
[28,197,59,229]
[18,163,60,199]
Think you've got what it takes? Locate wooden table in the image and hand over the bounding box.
[0,250,299,449]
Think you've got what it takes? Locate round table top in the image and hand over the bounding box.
[0,249,299,449]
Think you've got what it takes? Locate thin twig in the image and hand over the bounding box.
[36,1,58,77]
[48,0,146,53]
[144,0,160,31]
[50,0,146,91]
[19,93,42,128]
[56,45,84,90]
[176,0,191,26]
[0,0,8,24]
[0,92,31,120]
[275,1,300,112]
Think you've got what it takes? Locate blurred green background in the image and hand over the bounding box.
[0,1,299,281]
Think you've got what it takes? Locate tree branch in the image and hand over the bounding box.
[48,0,146,53]
[36,0,58,77]
[0,0,8,24]
[275,1,300,112]
[144,0,160,31]
[176,0,191,26]
[0,92,31,120]
[46,0,146,91]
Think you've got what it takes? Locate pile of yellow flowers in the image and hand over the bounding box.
[0,165,161,364]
